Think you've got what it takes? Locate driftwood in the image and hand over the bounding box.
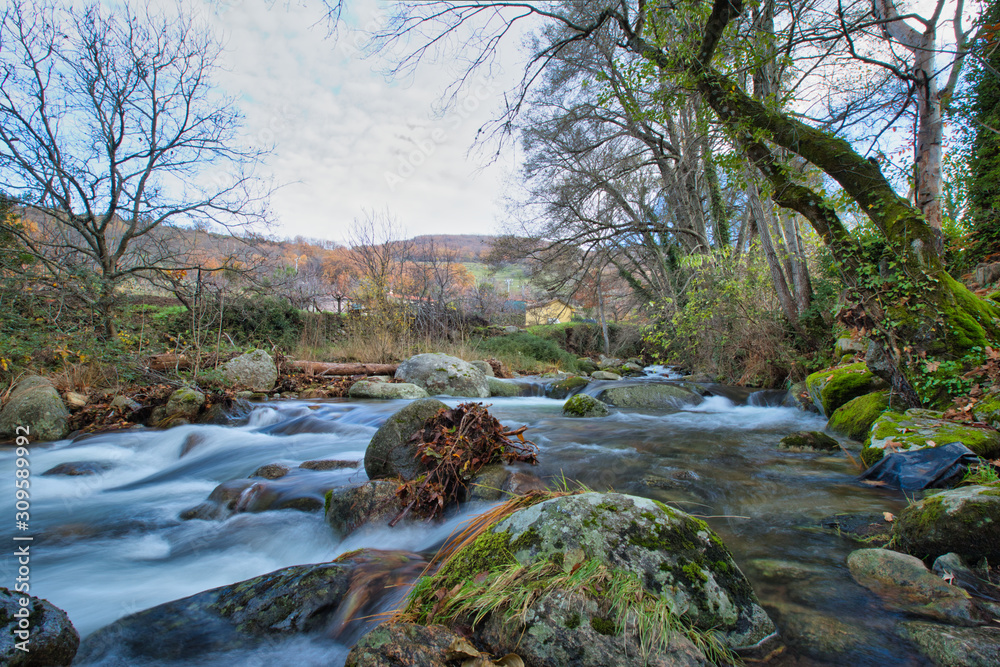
[146,353,192,371]
[290,361,399,377]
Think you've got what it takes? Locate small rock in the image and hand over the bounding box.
[778,431,840,452]
[893,485,1000,564]
[250,463,290,479]
[590,370,621,381]
[110,395,142,412]
[299,459,359,471]
[0,588,79,666]
[64,391,88,409]
[298,388,330,399]
[563,394,610,418]
[42,461,113,476]
[165,387,205,421]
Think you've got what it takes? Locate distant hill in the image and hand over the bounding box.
[409,235,495,263]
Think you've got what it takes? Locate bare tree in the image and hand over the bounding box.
[0,0,271,336]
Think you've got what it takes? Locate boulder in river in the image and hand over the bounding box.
[325,480,407,535]
[563,393,610,418]
[0,375,70,442]
[42,461,114,476]
[597,383,703,410]
[471,360,495,377]
[165,387,206,421]
[898,621,1000,667]
[364,398,447,481]
[545,375,589,399]
[221,349,278,392]
[590,370,621,381]
[0,588,79,666]
[893,485,1000,564]
[400,492,775,666]
[394,353,489,397]
[348,380,429,400]
[826,391,891,442]
[846,548,986,626]
[861,409,1000,467]
[805,362,887,416]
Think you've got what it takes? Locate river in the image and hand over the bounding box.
[1,372,927,665]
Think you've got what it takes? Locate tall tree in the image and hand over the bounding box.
[0,0,270,336]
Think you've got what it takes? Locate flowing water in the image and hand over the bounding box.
[1,373,930,666]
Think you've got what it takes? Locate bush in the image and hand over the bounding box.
[527,322,645,358]
[477,332,580,372]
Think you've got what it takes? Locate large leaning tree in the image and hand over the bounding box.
[0,0,271,336]
[340,0,999,406]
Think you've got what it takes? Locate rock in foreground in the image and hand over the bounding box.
[893,485,1000,564]
[0,376,70,442]
[364,398,448,481]
[0,588,79,666]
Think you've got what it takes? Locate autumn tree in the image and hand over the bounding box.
[0,0,270,336]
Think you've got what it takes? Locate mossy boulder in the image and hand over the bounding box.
[597,383,703,411]
[805,363,887,417]
[77,551,420,664]
[0,588,79,666]
[486,377,521,397]
[893,485,1000,564]
[364,398,447,481]
[165,387,206,421]
[394,353,489,398]
[827,391,891,442]
[0,375,70,442]
[563,394,610,418]
[971,393,1000,429]
[404,492,774,665]
[862,410,1000,468]
[777,431,840,452]
[546,375,589,399]
[348,381,429,400]
[590,370,622,381]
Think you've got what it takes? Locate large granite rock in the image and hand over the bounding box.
[394,353,489,398]
[898,621,1000,666]
[166,387,206,421]
[827,392,890,442]
[597,383,703,410]
[563,394,610,418]
[893,485,1000,564]
[364,398,447,481]
[0,588,79,666]
[348,381,429,400]
[345,623,479,667]
[486,377,521,397]
[404,492,775,666]
[221,349,278,392]
[325,480,407,535]
[0,376,70,442]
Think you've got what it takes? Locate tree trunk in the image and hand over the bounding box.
[746,179,800,327]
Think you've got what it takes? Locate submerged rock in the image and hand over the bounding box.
[805,363,886,417]
[562,394,610,418]
[0,375,70,442]
[221,349,277,392]
[299,459,359,471]
[545,375,589,399]
[0,588,79,666]
[249,463,290,479]
[404,492,774,666]
[42,460,114,476]
[766,601,880,663]
[597,383,703,410]
[827,391,890,442]
[778,431,840,452]
[893,485,1000,564]
[847,548,985,626]
[862,409,1000,467]
[898,621,1000,666]
[364,398,447,481]
[348,381,429,400]
[394,353,489,398]
[77,552,401,663]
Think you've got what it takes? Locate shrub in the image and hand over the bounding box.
[478,332,580,372]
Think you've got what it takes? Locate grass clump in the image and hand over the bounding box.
[477,332,580,373]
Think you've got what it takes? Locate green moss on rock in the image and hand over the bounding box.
[828,392,891,442]
[894,486,1000,563]
[868,409,1000,459]
[563,394,610,418]
[805,363,887,417]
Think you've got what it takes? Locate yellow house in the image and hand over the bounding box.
[526,298,575,326]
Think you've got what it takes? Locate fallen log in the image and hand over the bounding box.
[290,361,399,376]
[146,353,192,371]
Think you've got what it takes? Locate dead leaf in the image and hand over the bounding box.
[926,440,937,447]
[941,571,955,585]
[495,655,525,667]
[925,361,941,372]
[883,512,894,522]
[445,638,481,660]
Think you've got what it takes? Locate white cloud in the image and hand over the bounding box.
[196,0,524,244]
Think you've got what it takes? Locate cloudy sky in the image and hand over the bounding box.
[199,0,528,244]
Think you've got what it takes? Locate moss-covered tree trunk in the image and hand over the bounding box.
[615,0,1000,405]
